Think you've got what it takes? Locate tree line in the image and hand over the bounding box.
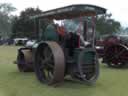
[0,3,125,39]
[0,3,16,39]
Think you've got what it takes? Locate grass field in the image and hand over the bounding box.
[0,45,128,96]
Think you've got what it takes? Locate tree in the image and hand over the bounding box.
[0,3,16,39]
[11,8,43,38]
[0,3,16,15]
[118,27,128,35]
[96,14,121,38]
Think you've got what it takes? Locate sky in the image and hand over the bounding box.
[0,0,128,27]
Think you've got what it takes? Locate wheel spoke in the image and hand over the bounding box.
[116,49,125,57]
[38,46,54,82]
[115,46,118,54]
[43,47,51,58]
[47,63,54,68]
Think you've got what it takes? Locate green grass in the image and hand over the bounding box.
[0,45,128,96]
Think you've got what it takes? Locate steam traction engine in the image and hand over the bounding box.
[15,4,106,85]
[99,35,128,68]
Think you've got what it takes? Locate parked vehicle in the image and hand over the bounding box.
[14,38,28,46]
[96,35,128,68]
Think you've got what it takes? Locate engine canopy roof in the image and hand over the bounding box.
[30,4,106,20]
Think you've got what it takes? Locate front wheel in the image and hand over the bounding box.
[17,48,33,72]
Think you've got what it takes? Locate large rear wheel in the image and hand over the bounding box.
[104,44,128,68]
[34,41,65,85]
